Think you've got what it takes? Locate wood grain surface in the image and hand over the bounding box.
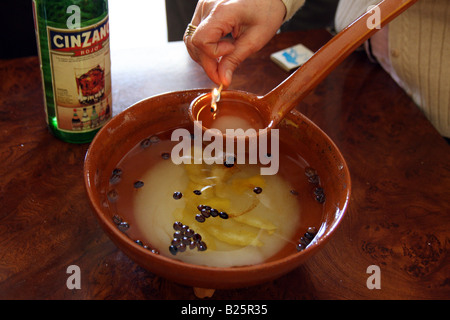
[0,29,448,300]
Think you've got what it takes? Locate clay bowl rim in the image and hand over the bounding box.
[84,89,351,279]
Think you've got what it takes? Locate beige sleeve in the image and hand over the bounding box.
[281,0,306,21]
[336,0,450,138]
[388,0,450,138]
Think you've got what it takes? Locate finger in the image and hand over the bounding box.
[198,55,222,85]
[190,0,207,27]
[185,18,234,63]
[184,28,199,62]
[191,19,235,57]
[184,39,220,84]
[217,36,259,86]
[218,23,281,86]
[184,0,210,60]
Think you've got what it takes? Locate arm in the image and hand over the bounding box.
[184,0,305,86]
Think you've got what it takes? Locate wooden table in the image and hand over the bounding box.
[0,29,449,300]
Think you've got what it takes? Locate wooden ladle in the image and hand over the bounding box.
[189,0,418,134]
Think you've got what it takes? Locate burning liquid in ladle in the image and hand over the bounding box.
[196,85,266,133]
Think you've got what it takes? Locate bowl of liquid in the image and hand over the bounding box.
[84,89,351,290]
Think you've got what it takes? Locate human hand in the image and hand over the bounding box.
[184,0,286,87]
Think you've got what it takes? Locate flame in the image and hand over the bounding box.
[210,84,223,113]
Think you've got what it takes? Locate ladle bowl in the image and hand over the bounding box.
[190,89,272,140]
[189,0,419,133]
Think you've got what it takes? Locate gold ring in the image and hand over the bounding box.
[185,23,197,37]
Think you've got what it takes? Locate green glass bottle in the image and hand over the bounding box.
[32,0,112,143]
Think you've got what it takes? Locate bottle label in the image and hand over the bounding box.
[47,15,112,132]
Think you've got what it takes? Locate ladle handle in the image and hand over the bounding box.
[262,0,419,125]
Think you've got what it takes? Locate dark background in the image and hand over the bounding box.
[1,1,38,58]
[165,0,339,41]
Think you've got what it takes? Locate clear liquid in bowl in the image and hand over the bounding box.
[105,126,325,267]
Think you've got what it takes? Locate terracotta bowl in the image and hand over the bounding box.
[84,89,351,290]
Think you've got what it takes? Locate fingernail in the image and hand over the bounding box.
[225,69,232,86]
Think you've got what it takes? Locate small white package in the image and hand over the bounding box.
[270,43,314,72]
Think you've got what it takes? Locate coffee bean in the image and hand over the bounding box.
[314,187,324,196]
[210,208,219,217]
[185,228,194,237]
[224,155,236,168]
[304,232,315,241]
[133,180,144,188]
[140,138,151,149]
[219,211,229,219]
[253,187,262,194]
[315,193,325,204]
[201,208,211,218]
[173,221,183,231]
[304,167,317,178]
[192,233,202,242]
[195,214,206,223]
[118,221,129,232]
[173,231,183,239]
[112,214,122,225]
[107,189,119,202]
[182,236,191,246]
[110,168,122,184]
[173,192,182,200]
[171,238,181,246]
[178,243,187,252]
[197,241,207,251]
[307,227,317,234]
[149,135,160,144]
[169,245,178,255]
